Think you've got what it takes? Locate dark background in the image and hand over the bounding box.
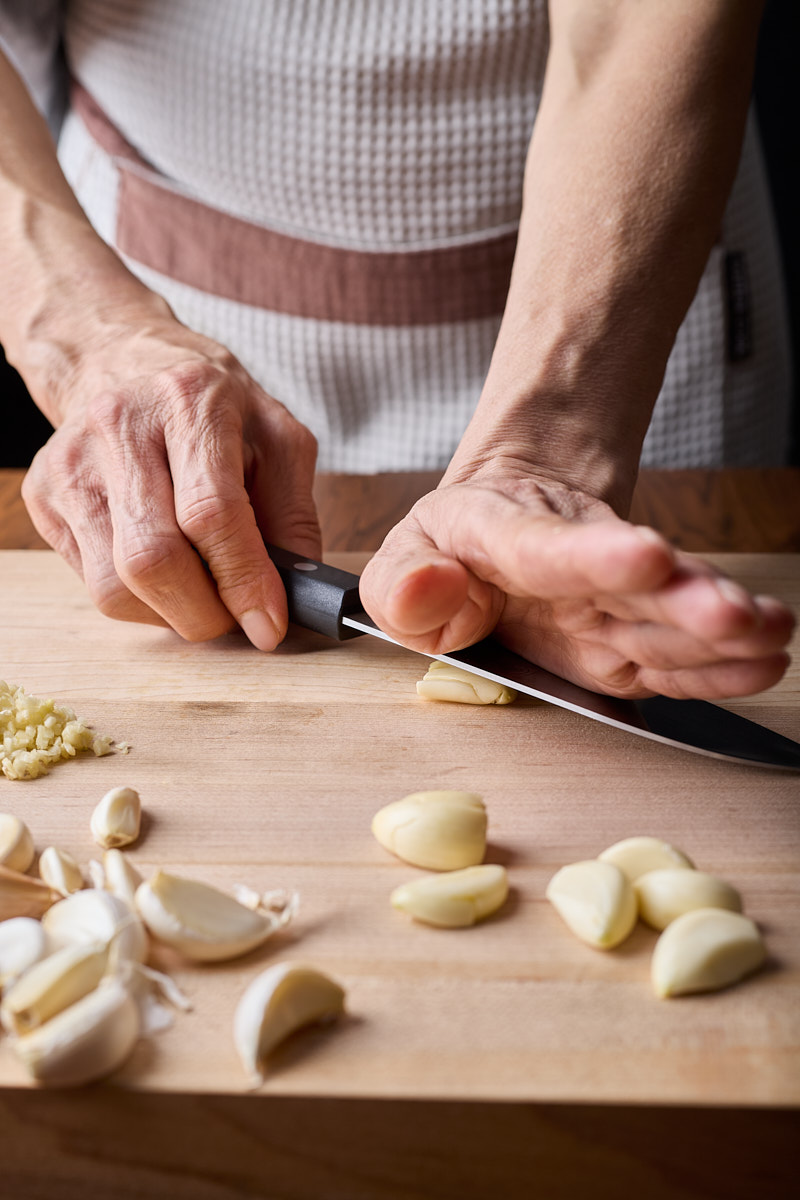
[1,0,798,468]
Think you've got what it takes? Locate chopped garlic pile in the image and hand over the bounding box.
[0,681,119,781]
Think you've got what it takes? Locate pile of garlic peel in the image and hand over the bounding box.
[0,680,127,780]
[546,835,767,997]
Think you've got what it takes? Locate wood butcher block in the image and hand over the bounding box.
[0,550,798,1105]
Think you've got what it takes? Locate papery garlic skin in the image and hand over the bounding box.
[651,908,766,998]
[598,837,694,883]
[1,940,109,1035]
[90,787,141,849]
[390,864,508,928]
[39,846,84,897]
[234,962,346,1087]
[11,976,140,1086]
[42,889,148,964]
[0,917,50,991]
[372,791,487,871]
[546,860,637,949]
[0,813,36,873]
[0,865,59,921]
[635,869,742,931]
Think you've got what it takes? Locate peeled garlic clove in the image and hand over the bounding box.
[0,813,35,873]
[635,868,742,931]
[416,661,516,705]
[42,889,148,964]
[102,849,143,909]
[1,940,109,1035]
[598,836,694,882]
[0,865,59,921]
[0,917,50,990]
[11,976,140,1087]
[135,871,296,962]
[39,846,84,897]
[546,860,637,949]
[372,790,487,871]
[651,908,766,998]
[234,962,346,1087]
[90,786,141,849]
[391,863,508,928]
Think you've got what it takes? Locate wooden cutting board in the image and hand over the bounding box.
[0,550,798,1104]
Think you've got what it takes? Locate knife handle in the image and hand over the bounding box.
[265,544,365,640]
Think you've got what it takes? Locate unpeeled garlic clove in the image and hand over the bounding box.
[234,962,346,1087]
[416,661,517,705]
[0,917,50,991]
[102,848,143,909]
[11,976,140,1087]
[598,836,694,882]
[546,860,637,949]
[0,813,35,873]
[39,846,84,897]
[372,791,487,871]
[135,871,297,962]
[390,863,508,928]
[90,786,141,849]
[651,908,766,998]
[635,868,742,931]
[0,864,59,921]
[1,940,109,1035]
[42,888,148,964]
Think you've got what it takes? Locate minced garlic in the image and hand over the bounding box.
[0,681,118,780]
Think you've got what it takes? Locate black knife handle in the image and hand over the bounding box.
[265,544,365,640]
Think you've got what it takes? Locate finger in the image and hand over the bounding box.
[246,404,322,560]
[595,610,795,672]
[637,652,791,701]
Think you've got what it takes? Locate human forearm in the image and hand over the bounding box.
[447,0,764,512]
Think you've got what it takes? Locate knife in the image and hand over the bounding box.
[265,545,800,771]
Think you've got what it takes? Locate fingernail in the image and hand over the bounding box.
[239,609,281,651]
[715,578,757,615]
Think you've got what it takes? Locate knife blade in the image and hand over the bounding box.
[265,544,800,771]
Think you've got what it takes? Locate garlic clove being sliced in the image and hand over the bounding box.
[416,661,517,705]
[546,860,637,949]
[135,871,297,962]
[102,848,143,909]
[598,836,694,882]
[90,786,142,849]
[635,868,742,931]
[0,916,50,991]
[39,846,84,897]
[234,961,346,1087]
[390,863,508,928]
[42,888,148,964]
[651,908,767,998]
[1,940,109,1035]
[371,790,487,871]
[0,864,59,921]
[0,813,36,873]
[11,976,140,1087]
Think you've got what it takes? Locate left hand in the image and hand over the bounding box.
[358,473,795,700]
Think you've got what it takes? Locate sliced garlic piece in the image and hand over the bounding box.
[11,976,140,1087]
[416,661,516,705]
[1,940,109,1035]
[234,961,346,1087]
[102,848,143,909]
[39,846,84,897]
[0,813,35,873]
[546,860,637,949]
[635,868,742,931]
[651,908,766,998]
[0,917,50,991]
[390,863,508,928]
[372,790,487,871]
[0,864,59,921]
[598,836,694,882]
[42,889,148,964]
[90,786,141,849]
[135,871,297,962]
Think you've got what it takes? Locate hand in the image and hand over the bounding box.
[359,474,795,700]
[22,314,320,648]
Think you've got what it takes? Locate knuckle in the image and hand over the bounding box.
[115,535,176,589]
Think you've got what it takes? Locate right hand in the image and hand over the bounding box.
[22,312,321,649]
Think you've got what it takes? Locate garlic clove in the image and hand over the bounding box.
[1,940,109,1035]
[90,786,142,849]
[11,976,140,1086]
[0,813,36,873]
[0,916,51,991]
[416,661,517,705]
[234,961,346,1087]
[598,836,694,882]
[546,860,637,949]
[102,848,143,909]
[651,908,767,998]
[635,868,742,931]
[0,864,59,921]
[135,871,297,962]
[390,863,508,928]
[371,790,487,871]
[39,846,84,897]
[42,888,148,964]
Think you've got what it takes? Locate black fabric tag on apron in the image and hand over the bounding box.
[724,251,753,362]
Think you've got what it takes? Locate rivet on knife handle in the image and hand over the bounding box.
[265,544,365,641]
